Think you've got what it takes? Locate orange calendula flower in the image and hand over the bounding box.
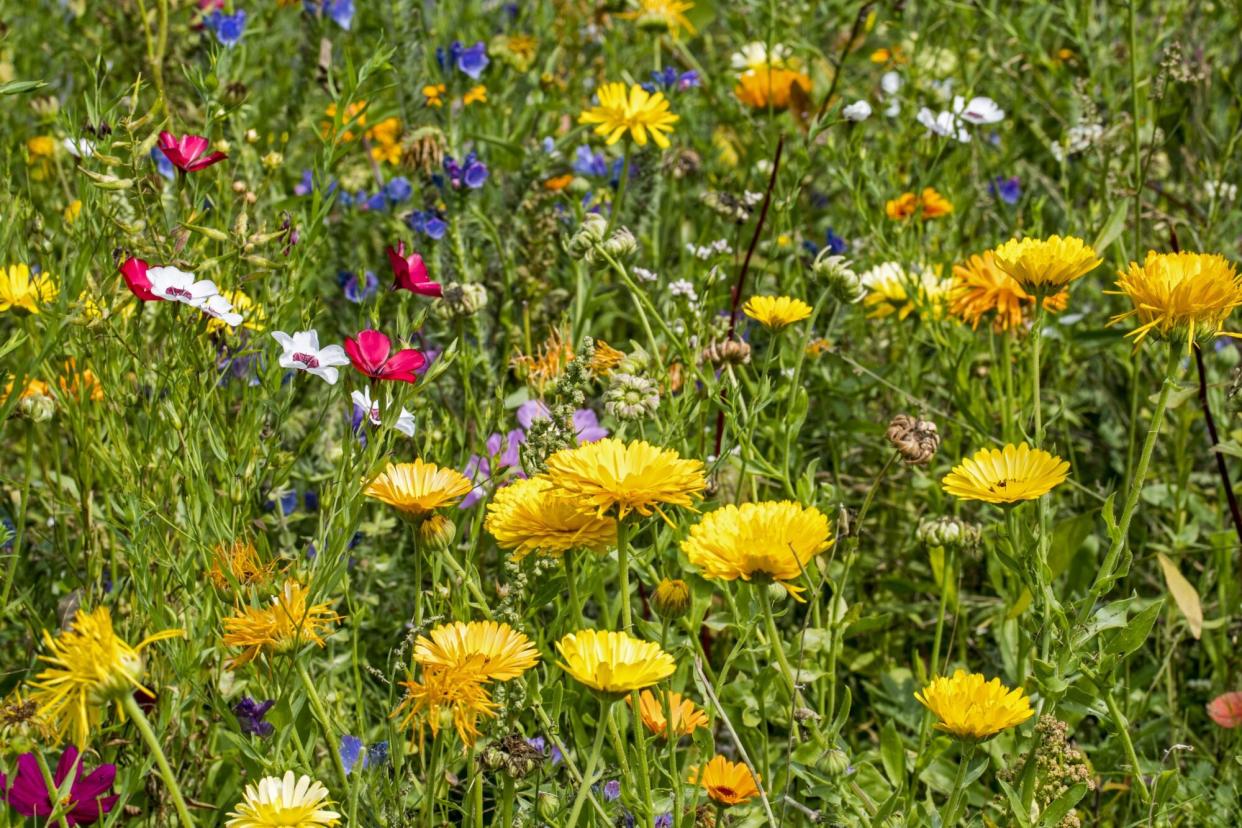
[413,621,540,683]
[688,755,761,807]
[222,580,340,668]
[209,539,278,590]
[886,188,953,221]
[734,67,812,110]
[392,666,498,748]
[950,251,1067,332]
[630,689,709,739]
[57,359,103,402]
[544,173,574,191]
[511,328,576,392]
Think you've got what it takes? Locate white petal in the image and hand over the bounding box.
[316,344,351,367]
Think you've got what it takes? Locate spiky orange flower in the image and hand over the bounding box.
[392,666,498,748]
[511,328,575,392]
[210,539,278,590]
[950,251,1068,332]
[630,689,710,739]
[222,580,340,668]
[885,188,953,221]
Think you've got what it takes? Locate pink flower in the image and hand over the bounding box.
[0,745,118,825]
[386,241,442,297]
[344,329,427,383]
[1208,691,1242,728]
[118,256,161,302]
[156,131,227,173]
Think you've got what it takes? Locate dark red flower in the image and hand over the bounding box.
[156,131,227,173]
[386,241,442,297]
[118,256,161,302]
[0,746,118,825]
[345,329,427,383]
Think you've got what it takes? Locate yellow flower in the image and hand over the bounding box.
[392,666,498,747]
[210,539,277,590]
[860,262,950,320]
[207,288,264,334]
[485,476,617,560]
[886,187,953,220]
[733,67,812,110]
[630,689,709,739]
[742,295,813,330]
[990,235,1101,292]
[0,264,58,313]
[1109,251,1242,351]
[57,358,104,402]
[511,328,575,392]
[579,82,679,149]
[556,629,675,695]
[364,460,473,519]
[490,34,538,71]
[590,339,625,376]
[463,85,488,106]
[414,621,539,682]
[688,755,761,807]
[1,686,55,743]
[619,0,697,38]
[26,135,55,180]
[682,501,832,599]
[423,84,447,107]
[950,251,1067,332]
[64,199,82,224]
[225,771,341,828]
[941,442,1070,505]
[323,100,368,141]
[544,437,706,521]
[28,606,183,746]
[915,669,1034,740]
[222,580,340,668]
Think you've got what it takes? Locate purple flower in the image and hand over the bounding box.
[204,9,246,47]
[232,697,276,738]
[989,175,1021,205]
[457,41,489,78]
[408,210,448,240]
[642,67,700,92]
[516,400,609,443]
[0,746,118,824]
[461,430,525,508]
[294,169,315,196]
[339,736,388,774]
[384,176,412,203]
[825,228,848,254]
[342,270,379,303]
[527,736,563,765]
[655,814,674,828]
[602,779,622,801]
[444,152,488,190]
[305,0,353,30]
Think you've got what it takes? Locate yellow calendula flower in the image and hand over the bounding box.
[485,476,617,560]
[210,539,278,590]
[950,251,1068,332]
[860,262,950,321]
[556,629,675,696]
[630,689,709,739]
[364,460,473,519]
[463,85,488,106]
[579,82,679,149]
[619,0,697,38]
[682,501,832,599]
[733,66,812,110]
[915,669,1034,741]
[0,264,58,313]
[222,580,340,668]
[544,437,706,521]
[886,188,953,221]
[1109,251,1242,352]
[742,295,813,330]
[688,755,761,807]
[28,606,183,746]
[941,442,1070,504]
[414,621,540,682]
[990,235,1101,292]
[225,771,341,828]
[392,665,498,747]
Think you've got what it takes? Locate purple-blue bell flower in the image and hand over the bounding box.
[342,270,379,303]
[602,780,622,802]
[384,176,412,203]
[294,169,315,196]
[305,0,353,30]
[340,736,387,774]
[457,41,489,78]
[205,10,246,47]
[825,228,848,254]
[989,175,1021,205]
[408,210,448,240]
[233,697,275,738]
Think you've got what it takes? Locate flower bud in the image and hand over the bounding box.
[652,578,691,620]
[566,213,608,259]
[700,339,751,367]
[604,373,660,422]
[436,282,489,318]
[817,748,851,777]
[598,226,637,262]
[419,514,456,550]
[536,791,560,822]
[18,391,56,423]
[813,251,866,304]
[916,516,982,551]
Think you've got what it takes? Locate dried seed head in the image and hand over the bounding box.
[885,414,940,466]
[700,339,752,367]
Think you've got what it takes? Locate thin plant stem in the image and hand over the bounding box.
[606,146,632,238]
[33,750,72,828]
[1104,689,1152,803]
[758,583,799,702]
[941,741,977,824]
[567,697,612,827]
[296,660,351,791]
[122,694,196,827]
[617,517,633,631]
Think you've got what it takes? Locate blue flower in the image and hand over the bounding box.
[602,780,621,801]
[457,41,489,78]
[294,169,315,196]
[989,175,1021,205]
[341,270,379,303]
[232,697,275,738]
[205,10,246,47]
[151,147,175,180]
[655,814,673,828]
[408,210,448,240]
[443,152,488,190]
[825,228,848,254]
[340,735,389,774]
[642,67,701,93]
[305,0,353,30]
[384,176,413,203]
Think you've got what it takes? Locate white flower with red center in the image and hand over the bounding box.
[202,294,244,329]
[350,387,415,437]
[146,266,220,308]
[272,330,350,385]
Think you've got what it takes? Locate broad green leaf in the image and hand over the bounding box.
[879,721,905,786]
[1101,599,1164,658]
[1091,201,1129,254]
[1038,782,1088,827]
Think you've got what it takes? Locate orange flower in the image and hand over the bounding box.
[630,689,709,739]
[734,67,811,110]
[886,188,953,221]
[688,755,761,807]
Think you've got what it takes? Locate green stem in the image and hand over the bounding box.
[0,427,34,609]
[758,584,799,701]
[929,545,953,680]
[1127,0,1143,256]
[606,146,633,238]
[122,694,196,827]
[500,773,514,828]
[941,742,977,825]
[33,751,71,828]
[296,660,351,791]
[440,547,495,620]
[1104,690,1152,803]
[631,690,655,827]
[618,518,633,631]
[567,698,612,827]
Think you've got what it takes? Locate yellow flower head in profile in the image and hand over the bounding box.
[579,82,679,149]
[556,629,675,696]
[590,339,625,377]
[885,188,954,221]
[392,666,498,747]
[28,606,183,746]
[630,689,709,739]
[733,67,812,110]
[742,295,813,330]
[1109,251,1242,352]
[861,262,950,321]
[225,771,341,828]
[222,580,340,668]
[414,621,540,683]
[544,438,706,521]
[950,251,1068,332]
[210,539,277,590]
[688,755,761,807]
[1,264,58,314]
[991,235,1101,292]
[682,501,832,599]
[915,669,1034,741]
[941,443,1069,505]
[364,459,473,519]
[619,0,697,38]
[485,476,617,560]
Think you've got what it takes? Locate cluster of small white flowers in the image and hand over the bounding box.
[669,279,699,302]
[632,267,659,282]
[742,191,764,207]
[686,239,733,260]
[1050,123,1104,162]
[881,71,902,117]
[916,96,1005,143]
[1205,180,1238,202]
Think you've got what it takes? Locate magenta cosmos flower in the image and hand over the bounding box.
[1,746,118,825]
[344,329,427,383]
[117,256,161,302]
[156,131,228,173]
[386,241,442,297]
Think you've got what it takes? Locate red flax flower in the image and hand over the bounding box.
[117,256,161,302]
[1,745,118,825]
[387,241,442,297]
[156,131,227,173]
[345,329,426,383]
[1207,691,1242,728]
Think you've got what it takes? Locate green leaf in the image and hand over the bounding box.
[1101,599,1164,658]
[1091,201,1129,254]
[997,779,1033,828]
[879,721,906,786]
[0,79,46,96]
[1038,782,1088,827]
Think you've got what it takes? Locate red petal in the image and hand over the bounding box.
[1208,691,1242,728]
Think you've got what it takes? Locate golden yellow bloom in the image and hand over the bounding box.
[392,666,498,747]
[1109,251,1242,351]
[556,629,675,695]
[915,669,1034,740]
[0,264,58,313]
[463,85,488,106]
[742,295,813,330]
[28,606,183,746]
[651,577,691,619]
[886,188,953,220]
[364,460,473,519]
[485,476,617,560]
[26,136,55,180]
[941,443,1069,505]
[805,337,832,357]
[682,501,832,599]
[630,689,709,739]
[210,539,278,590]
[688,755,761,807]
[414,621,540,682]
[422,84,447,107]
[991,235,1101,292]
[222,580,340,668]
[5,376,51,402]
[579,82,679,149]
[950,251,1067,332]
[225,771,341,828]
[544,438,706,521]
[490,34,538,71]
[733,67,812,110]
[861,262,950,321]
[619,0,697,38]
[511,328,575,392]
[323,100,368,141]
[57,358,104,402]
[590,339,625,376]
[64,199,82,224]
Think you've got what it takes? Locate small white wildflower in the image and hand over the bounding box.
[633,267,658,282]
[669,279,698,302]
[842,100,872,121]
[880,71,902,96]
